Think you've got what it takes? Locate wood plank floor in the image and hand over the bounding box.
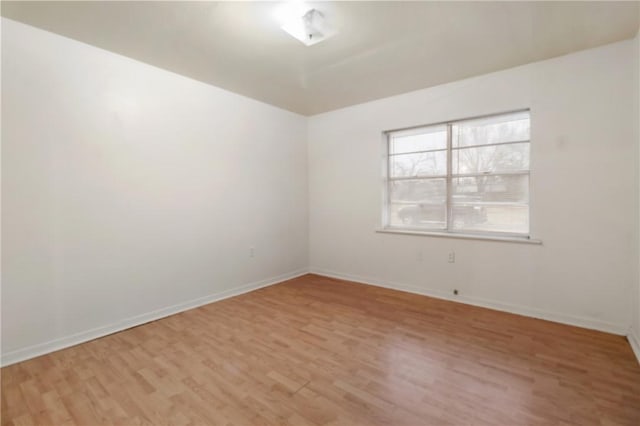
[2,274,640,425]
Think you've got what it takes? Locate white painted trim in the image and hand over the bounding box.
[628,327,640,366]
[1,268,309,367]
[376,228,542,244]
[309,267,627,335]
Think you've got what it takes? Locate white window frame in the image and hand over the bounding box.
[381,109,535,242]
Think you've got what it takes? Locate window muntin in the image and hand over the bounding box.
[385,111,530,237]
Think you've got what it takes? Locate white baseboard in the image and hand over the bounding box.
[309,267,628,336]
[629,327,640,366]
[1,268,309,367]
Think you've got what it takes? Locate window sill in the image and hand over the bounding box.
[375,228,542,245]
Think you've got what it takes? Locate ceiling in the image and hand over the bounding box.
[2,1,639,115]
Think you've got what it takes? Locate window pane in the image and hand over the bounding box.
[452,142,529,175]
[452,111,529,148]
[390,151,447,178]
[451,174,529,234]
[452,175,529,204]
[390,125,446,154]
[389,203,446,229]
[389,179,446,203]
[451,204,529,234]
[388,179,446,229]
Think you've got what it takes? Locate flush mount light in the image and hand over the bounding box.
[281,8,336,46]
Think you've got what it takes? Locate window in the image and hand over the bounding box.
[384,110,530,238]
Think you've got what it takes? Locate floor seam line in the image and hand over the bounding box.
[292,380,310,395]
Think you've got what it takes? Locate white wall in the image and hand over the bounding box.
[308,39,637,334]
[1,18,308,364]
[633,29,640,360]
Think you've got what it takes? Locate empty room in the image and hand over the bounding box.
[2,1,640,425]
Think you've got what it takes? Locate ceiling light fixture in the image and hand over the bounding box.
[280,7,336,46]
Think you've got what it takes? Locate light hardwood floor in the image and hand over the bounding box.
[2,274,640,425]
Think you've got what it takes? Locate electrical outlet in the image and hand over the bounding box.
[249,246,255,258]
[448,251,455,263]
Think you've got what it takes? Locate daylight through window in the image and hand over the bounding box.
[385,110,530,237]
